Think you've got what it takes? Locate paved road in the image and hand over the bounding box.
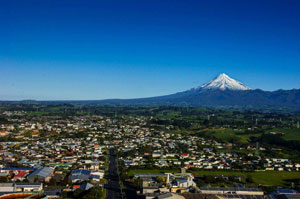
[105,149,122,199]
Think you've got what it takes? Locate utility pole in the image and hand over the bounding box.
[297,121,300,129]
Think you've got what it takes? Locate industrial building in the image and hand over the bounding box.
[27,167,54,183]
[199,187,264,196]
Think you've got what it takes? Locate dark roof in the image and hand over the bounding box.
[183,193,276,199]
[277,189,297,194]
[69,170,91,181]
[280,194,300,199]
[44,189,61,196]
[200,187,262,192]
[80,183,94,191]
[71,169,91,175]
[28,167,53,179]
[15,183,42,188]
[90,175,100,179]
[223,194,277,199]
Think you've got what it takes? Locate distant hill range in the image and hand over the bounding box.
[1,73,300,110]
[98,73,300,110]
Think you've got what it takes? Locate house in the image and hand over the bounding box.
[181,153,189,159]
[44,189,61,198]
[72,183,94,191]
[15,183,43,192]
[27,167,54,183]
[13,172,28,181]
[0,183,43,193]
[0,183,14,192]
[69,169,91,183]
[90,170,104,182]
[1,168,36,174]
[276,189,298,195]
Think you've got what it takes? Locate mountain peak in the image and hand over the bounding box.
[217,73,229,78]
[195,73,251,91]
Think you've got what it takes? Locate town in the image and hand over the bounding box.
[0,105,299,198]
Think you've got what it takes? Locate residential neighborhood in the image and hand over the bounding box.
[0,106,299,199]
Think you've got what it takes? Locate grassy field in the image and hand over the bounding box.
[199,128,251,143]
[200,127,300,144]
[272,128,300,141]
[190,170,300,186]
[128,169,300,186]
[251,171,300,186]
[128,169,180,177]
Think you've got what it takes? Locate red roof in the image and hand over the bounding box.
[14,172,27,178]
[73,185,80,189]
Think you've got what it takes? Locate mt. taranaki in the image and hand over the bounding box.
[193,73,251,91]
[99,73,300,109]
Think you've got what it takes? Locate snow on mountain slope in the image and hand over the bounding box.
[195,73,251,91]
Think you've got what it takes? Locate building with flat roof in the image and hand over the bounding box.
[0,183,43,193]
[199,187,264,196]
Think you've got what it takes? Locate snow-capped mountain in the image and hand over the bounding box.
[195,73,251,91]
[97,73,300,109]
[46,73,299,110]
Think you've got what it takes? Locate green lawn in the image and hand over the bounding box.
[200,128,250,143]
[127,169,180,177]
[272,128,300,141]
[199,127,300,144]
[251,171,300,186]
[128,169,300,186]
[191,170,300,186]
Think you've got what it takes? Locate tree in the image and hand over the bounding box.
[132,177,140,189]
[73,188,85,198]
[23,178,29,183]
[0,177,7,183]
[48,178,57,186]
[196,180,206,187]
[82,187,104,199]
[156,176,165,183]
[203,175,216,184]
[246,175,254,183]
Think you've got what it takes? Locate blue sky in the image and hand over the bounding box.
[1,0,300,100]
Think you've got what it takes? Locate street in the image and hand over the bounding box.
[105,149,122,199]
